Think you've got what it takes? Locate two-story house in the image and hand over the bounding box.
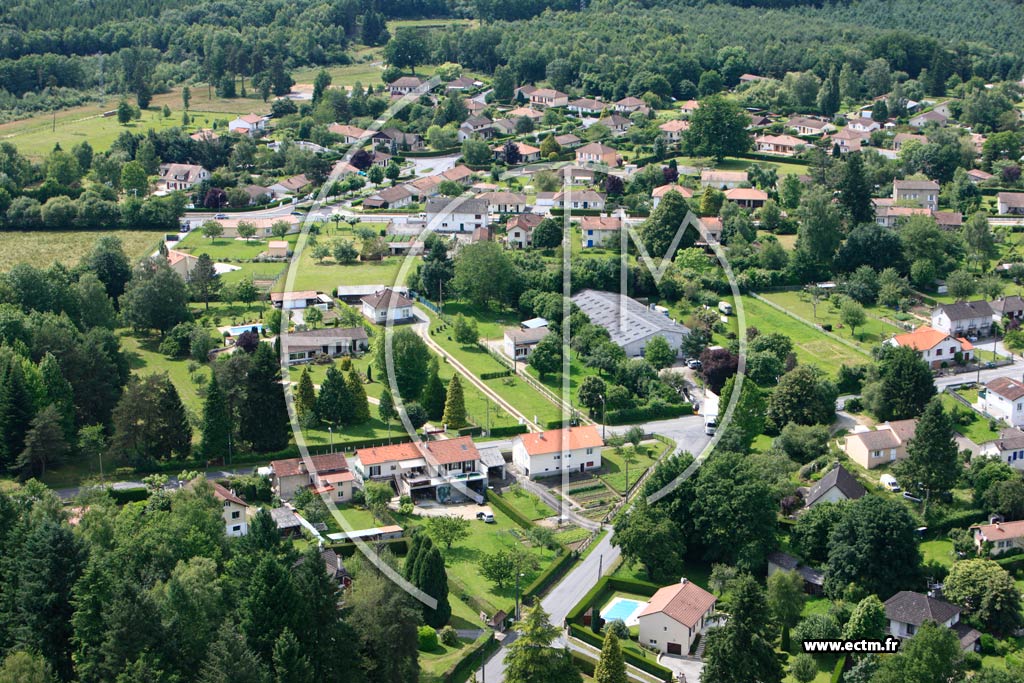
[840,419,917,469]
[360,288,415,325]
[931,300,994,338]
[580,215,621,248]
[885,325,974,368]
[636,578,716,656]
[978,428,1024,470]
[485,191,529,215]
[426,196,488,233]
[554,190,606,211]
[269,453,354,502]
[972,518,1024,555]
[352,437,485,503]
[991,295,1024,324]
[506,214,543,249]
[157,163,210,192]
[893,179,940,211]
[978,376,1024,428]
[512,425,604,479]
[575,142,619,167]
[212,482,249,536]
[658,119,689,143]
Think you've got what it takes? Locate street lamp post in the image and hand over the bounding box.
[328,426,334,451]
[515,571,525,622]
[598,394,606,441]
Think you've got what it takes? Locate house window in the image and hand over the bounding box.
[935,348,942,356]
[586,447,594,455]
[369,465,381,477]
[231,511,240,519]
[232,525,241,533]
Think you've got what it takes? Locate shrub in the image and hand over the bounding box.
[439,625,459,647]
[607,618,630,640]
[417,625,438,651]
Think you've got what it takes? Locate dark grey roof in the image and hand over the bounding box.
[884,591,960,626]
[570,289,689,349]
[360,288,415,310]
[426,196,489,216]
[936,299,993,321]
[953,622,981,649]
[286,327,368,341]
[992,295,1024,315]
[767,552,824,586]
[270,507,301,529]
[805,465,866,507]
[994,428,1024,451]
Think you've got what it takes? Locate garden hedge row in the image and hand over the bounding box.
[605,402,693,425]
[928,508,988,535]
[568,624,673,681]
[440,631,496,683]
[487,424,528,438]
[521,549,577,605]
[479,370,511,380]
[109,487,150,504]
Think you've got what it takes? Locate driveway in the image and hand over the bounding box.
[409,153,461,178]
[414,500,491,520]
[659,654,704,682]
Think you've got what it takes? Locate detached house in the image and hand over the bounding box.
[360,288,415,324]
[157,163,209,192]
[840,419,917,469]
[426,196,488,233]
[700,170,747,189]
[755,134,806,156]
[846,117,881,133]
[637,578,716,656]
[269,453,354,502]
[802,464,865,508]
[575,142,619,167]
[282,328,369,365]
[492,141,541,164]
[503,326,548,361]
[529,88,569,109]
[991,295,1024,324]
[597,114,631,135]
[678,100,700,116]
[997,192,1024,215]
[328,123,367,144]
[972,518,1024,555]
[786,116,830,136]
[979,377,1024,428]
[886,325,974,368]
[554,190,606,211]
[893,179,940,211]
[909,110,949,128]
[388,76,424,95]
[658,119,690,143]
[568,98,604,116]
[506,214,543,249]
[651,184,693,208]
[979,428,1024,470]
[580,215,621,248]
[212,483,249,537]
[458,115,493,141]
[484,191,529,215]
[228,114,268,136]
[884,591,980,652]
[724,187,768,210]
[613,97,648,114]
[270,290,334,311]
[931,300,993,337]
[512,425,604,479]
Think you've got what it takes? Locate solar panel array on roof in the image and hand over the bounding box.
[570,289,689,348]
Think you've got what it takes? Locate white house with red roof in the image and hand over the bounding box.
[979,377,1024,428]
[972,518,1024,555]
[228,114,268,136]
[651,184,693,208]
[512,425,603,479]
[269,452,354,502]
[352,436,484,502]
[637,578,716,655]
[885,325,974,369]
[212,482,250,536]
[724,187,768,210]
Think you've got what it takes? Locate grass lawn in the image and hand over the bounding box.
[939,393,1002,444]
[751,433,774,453]
[283,242,406,293]
[331,504,381,531]
[610,557,711,591]
[419,636,475,683]
[0,229,165,271]
[920,539,955,568]
[740,295,863,376]
[119,332,210,419]
[598,442,664,494]
[761,290,902,351]
[174,232,300,261]
[498,485,556,521]
[800,597,834,618]
[782,654,838,683]
[403,506,559,617]
[668,154,809,178]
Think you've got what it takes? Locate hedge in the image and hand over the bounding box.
[479,370,511,380]
[487,424,528,438]
[996,554,1024,572]
[570,652,597,678]
[109,487,150,504]
[567,575,660,624]
[928,508,987,535]
[442,631,496,683]
[605,403,692,425]
[544,419,569,429]
[487,489,534,530]
[521,549,577,605]
[549,208,605,217]
[568,624,673,681]
[332,536,408,556]
[831,655,847,683]
[403,147,462,157]
[456,426,484,437]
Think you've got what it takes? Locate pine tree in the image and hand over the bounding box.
[407,534,434,586]
[294,367,317,425]
[241,555,299,663]
[895,397,960,497]
[346,368,370,423]
[159,374,193,459]
[405,532,425,580]
[200,373,231,461]
[416,545,452,628]
[594,630,627,683]
[0,352,38,473]
[240,343,290,452]
[421,358,447,421]
[838,153,874,225]
[38,353,74,444]
[315,367,354,426]
[378,388,397,423]
[271,628,312,683]
[16,405,69,479]
[441,374,467,429]
[197,626,270,683]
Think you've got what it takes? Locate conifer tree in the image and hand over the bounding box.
[0,352,38,472]
[316,367,353,426]
[594,630,627,683]
[17,405,68,479]
[415,545,451,628]
[200,373,231,460]
[378,388,397,424]
[272,628,312,683]
[240,343,289,452]
[347,368,370,423]
[294,367,316,425]
[441,374,467,429]
[421,357,447,421]
[38,353,74,444]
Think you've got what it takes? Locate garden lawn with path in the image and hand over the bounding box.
[498,485,556,521]
[599,441,668,495]
[939,393,1002,444]
[760,290,902,350]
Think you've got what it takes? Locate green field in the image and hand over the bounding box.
[760,291,902,351]
[599,442,664,494]
[174,232,300,261]
[0,229,165,271]
[497,485,556,521]
[740,295,864,376]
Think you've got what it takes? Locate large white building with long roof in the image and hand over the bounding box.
[570,289,688,358]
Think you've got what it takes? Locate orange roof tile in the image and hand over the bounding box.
[891,325,954,352]
[516,425,603,457]
[637,580,716,628]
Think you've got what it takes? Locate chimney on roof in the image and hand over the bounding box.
[298,461,307,475]
[991,514,1005,525]
[680,577,688,585]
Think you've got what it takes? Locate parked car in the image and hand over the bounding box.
[903,491,922,503]
[213,213,228,219]
[476,511,495,523]
[880,474,901,492]
[687,359,702,370]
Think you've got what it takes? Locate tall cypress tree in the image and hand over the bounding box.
[421,358,446,421]
[240,343,289,452]
[415,545,451,628]
[594,630,627,683]
[159,374,193,459]
[838,152,874,225]
[895,397,960,497]
[200,373,231,460]
[404,532,425,581]
[407,534,434,587]
[441,374,467,429]
[346,368,370,424]
[271,628,312,683]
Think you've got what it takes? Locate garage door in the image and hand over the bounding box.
[667,642,682,655]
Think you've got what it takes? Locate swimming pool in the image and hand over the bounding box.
[228,323,263,336]
[600,596,648,626]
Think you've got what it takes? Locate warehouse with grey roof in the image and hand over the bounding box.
[570,289,689,358]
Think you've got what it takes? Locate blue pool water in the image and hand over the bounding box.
[601,597,646,624]
[228,323,263,336]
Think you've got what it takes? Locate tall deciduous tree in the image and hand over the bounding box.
[685,95,751,161]
[119,258,190,336]
[374,327,430,402]
[871,621,963,683]
[942,559,1024,636]
[861,345,935,421]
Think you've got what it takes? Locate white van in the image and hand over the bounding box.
[880,474,901,492]
[718,301,733,316]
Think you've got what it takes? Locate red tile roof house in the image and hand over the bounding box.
[972,518,1024,555]
[269,452,355,502]
[506,213,543,249]
[211,482,250,537]
[492,141,541,164]
[228,114,268,136]
[529,88,569,109]
[885,325,974,369]
[575,142,619,167]
[755,134,807,156]
[724,187,768,210]
[637,578,717,655]
[659,119,690,142]
[511,425,604,479]
[580,215,621,248]
[651,184,693,208]
[352,436,485,502]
